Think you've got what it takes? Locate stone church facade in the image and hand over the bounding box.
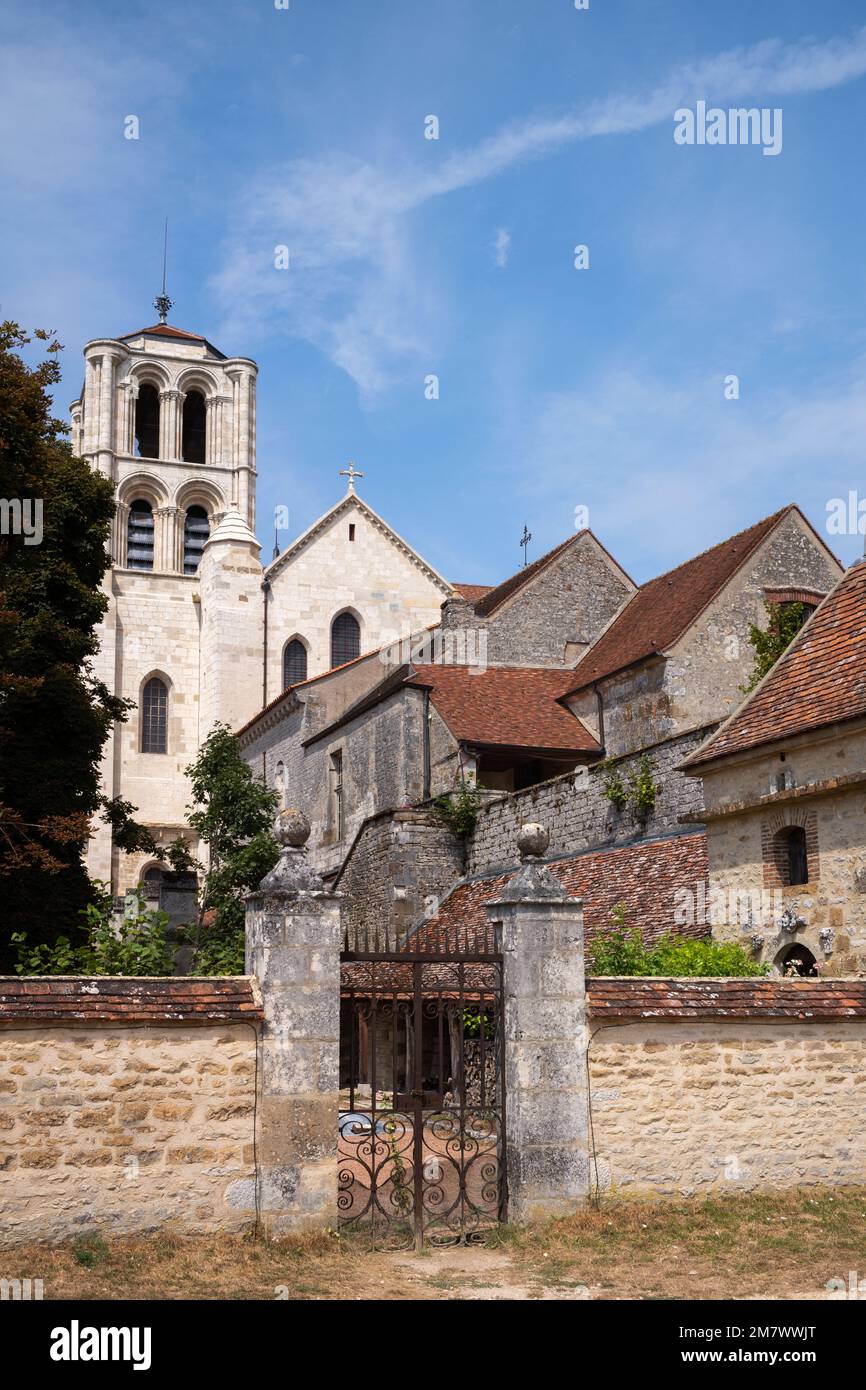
[74,316,451,901]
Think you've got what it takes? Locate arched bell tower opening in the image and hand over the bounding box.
[134,383,160,459]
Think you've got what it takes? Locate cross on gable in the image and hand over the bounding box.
[339,460,365,492]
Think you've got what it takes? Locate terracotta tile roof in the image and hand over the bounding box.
[0,977,262,1023]
[452,583,494,603]
[684,561,866,767]
[564,506,798,694]
[117,323,226,358]
[588,977,866,1019]
[421,831,708,947]
[407,664,600,754]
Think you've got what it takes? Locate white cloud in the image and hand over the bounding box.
[505,360,866,576]
[212,26,866,395]
[493,228,511,269]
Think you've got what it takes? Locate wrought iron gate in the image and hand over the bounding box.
[339,922,506,1249]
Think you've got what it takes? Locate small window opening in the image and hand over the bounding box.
[127,500,155,570]
[349,523,356,541]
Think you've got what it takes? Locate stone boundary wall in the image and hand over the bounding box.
[587,977,866,1197]
[0,978,262,1248]
[466,728,712,876]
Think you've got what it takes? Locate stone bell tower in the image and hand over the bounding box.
[73,293,263,899]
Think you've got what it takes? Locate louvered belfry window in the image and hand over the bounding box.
[331,612,360,668]
[127,499,155,570]
[141,677,168,753]
[183,505,210,574]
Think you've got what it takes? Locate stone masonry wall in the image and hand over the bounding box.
[466,728,710,876]
[589,1019,866,1196]
[0,1024,257,1247]
[336,809,465,943]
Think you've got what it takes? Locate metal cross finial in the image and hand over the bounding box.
[339,460,365,492]
[153,217,173,324]
[520,523,532,567]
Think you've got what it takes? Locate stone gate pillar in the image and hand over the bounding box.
[245,809,341,1236]
[485,823,589,1223]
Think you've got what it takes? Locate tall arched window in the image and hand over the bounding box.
[331,612,360,668]
[182,390,207,464]
[183,505,210,574]
[134,383,160,459]
[141,677,168,753]
[283,638,308,688]
[127,500,155,570]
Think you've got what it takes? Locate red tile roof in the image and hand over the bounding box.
[421,831,708,947]
[588,977,866,1019]
[407,664,600,754]
[684,561,866,767]
[0,976,262,1023]
[564,506,800,694]
[118,323,226,358]
[452,583,494,603]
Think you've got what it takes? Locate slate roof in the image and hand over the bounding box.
[0,976,263,1022]
[684,560,866,768]
[564,506,806,694]
[407,664,600,754]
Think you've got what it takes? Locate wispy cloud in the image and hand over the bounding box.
[505,360,866,577]
[213,26,866,395]
[493,228,511,269]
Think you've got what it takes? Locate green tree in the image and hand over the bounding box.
[183,724,280,974]
[0,323,155,967]
[742,600,811,693]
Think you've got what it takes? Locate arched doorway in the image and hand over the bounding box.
[776,944,818,977]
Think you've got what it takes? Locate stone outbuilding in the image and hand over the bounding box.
[682,559,866,976]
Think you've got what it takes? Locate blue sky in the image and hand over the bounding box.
[4,0,866,585]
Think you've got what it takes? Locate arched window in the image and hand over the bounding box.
[141,677,168,753]
[283,638,308,688]
[134,383,160,459]
[776,825,808,886]
[182,390,207,464]
[183,505,210,574]
[331,612,360,668]
[127,500,155,570]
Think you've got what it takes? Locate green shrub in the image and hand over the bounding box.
[588,904,769,977]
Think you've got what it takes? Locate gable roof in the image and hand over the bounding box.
[564,505,824,695]
[118,322,226,359]
[683,560,866,769]
[264,488,452,594]
[471,530,634,618]
[407,664,600,754]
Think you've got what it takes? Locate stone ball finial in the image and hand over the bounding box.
[517,822,549,859]
[275,807,310,848]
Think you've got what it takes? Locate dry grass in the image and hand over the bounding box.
[5,1189,866,1300]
